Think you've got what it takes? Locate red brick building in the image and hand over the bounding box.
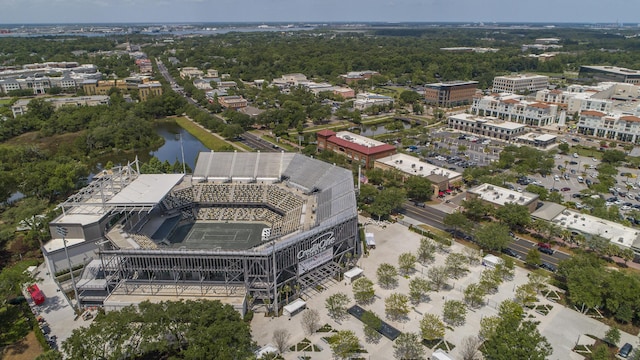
[316,130,396,168]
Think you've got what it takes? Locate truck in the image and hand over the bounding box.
[27,284,45,305]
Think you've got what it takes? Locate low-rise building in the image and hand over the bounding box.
[424,81,478,108]
[514,133,557,148]
[448,113,527,141]
[353,92,393,110]
[471,93,560,127]
[83,79,128,96]
[11,95,110,118]
[333,87,355,99]
[218,95,248,109]
[138,81,163,101]
[179,67,204,79]
[340,70,379,84]
[577,111,640,143]
[492,74,549,94]
[467,183,540,212]
[579,65,640,85]
[316,130,396,169]
[374,153,462,195]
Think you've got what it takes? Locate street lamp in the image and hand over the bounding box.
[56,226,80,312]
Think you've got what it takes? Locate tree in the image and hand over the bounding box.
[527,269,549,294]
[442,299,467,326]
[35,351,63,360]
[352,277,375,304]
[393,332,426,360]
[416,237,436,264]
[495,203,531,230]
[601,149,626,164]
[459,336,482,360]
[604,326,621,347]
[481,300,552,360]
[443,212,472,233]
[479,268,502,294]
[420,313,445,341]
[462,197,492,221]
[376,263,398,288]
[525,184,549,201]
[398,252,416,276]
[514,283,537,307]
[325,292,350,320]
[385,293,410,320]
[428,265,449,291]
[558,143,569,154]
[329,330,361,360]
[474,223,512,251]
[300,309,320,335]
[406,175,433,201]
[409,277,431,305]
[445,252,469,279]
[369,187,406,220]
[272,328,291,354]
[62,300,254,360]
[479,315,501,341]
[525,248,542,267]
[496,256,516,280]
[463,283,486,308]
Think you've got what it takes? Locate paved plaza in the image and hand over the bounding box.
[251,216,640,360]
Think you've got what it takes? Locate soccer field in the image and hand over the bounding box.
[168,221,268,250]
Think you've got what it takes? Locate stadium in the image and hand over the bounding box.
[43,152,359,315]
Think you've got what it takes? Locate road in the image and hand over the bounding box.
[402,202,570,269]
[239,132,279,152]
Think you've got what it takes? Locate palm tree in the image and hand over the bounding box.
[282,284,291,305]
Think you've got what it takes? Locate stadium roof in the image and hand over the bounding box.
[107,174,184,207]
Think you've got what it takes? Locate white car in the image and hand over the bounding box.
[592,158,597,162]
[573,153,579,158]
[621,205,631,211]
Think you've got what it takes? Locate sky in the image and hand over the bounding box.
[1,0,639,25]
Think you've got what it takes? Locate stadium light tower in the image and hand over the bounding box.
[56,226,80,312]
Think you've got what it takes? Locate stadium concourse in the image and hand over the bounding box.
[42,152,358,316]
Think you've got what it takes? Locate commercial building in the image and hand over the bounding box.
[424,81,478,108]
[514,133,557,148]
[536,82,640,115]
[218,95,248,109]
[577,111,640,143]
[579,66,640,85]
[448,113,527,141]
[11,95,110,118]
[467,183,540,212]
[374,153,463,195]
[82,79,128,95]
[471,93,560,127]
[43,153,358,315]
[316,130,396,169]
[353,92,394,110]
[333,87,355,99]
[340,70,379,84]
[137,81,163,101]
[179,67,204,79]
[492,74,549,93]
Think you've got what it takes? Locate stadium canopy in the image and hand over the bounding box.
[107,174,184,212]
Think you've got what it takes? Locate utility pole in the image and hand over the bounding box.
[56,226,80,312]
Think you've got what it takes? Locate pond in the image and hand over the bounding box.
[357,121,412,136]
[91,120,209,174]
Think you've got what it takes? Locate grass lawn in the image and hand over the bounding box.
[0,98,12,106]
[173,116,234,151]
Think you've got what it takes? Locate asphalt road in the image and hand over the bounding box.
[402,202,570,269]
[239,132,279,152]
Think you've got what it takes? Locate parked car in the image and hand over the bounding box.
[537,243,554,255]
[502,248,521,260]
[618,343,633,358]
[539,263,557,272]
[561,187,571,192]
[414,201,426,208]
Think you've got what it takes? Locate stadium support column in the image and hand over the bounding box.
[272,240,279,316]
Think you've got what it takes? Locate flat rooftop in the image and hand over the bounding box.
[468,183,539,207]
[335,131,386,148]
[582,65,640,76]
[450,113,526,130]
[376,153,462,180]
[551,209,640,249]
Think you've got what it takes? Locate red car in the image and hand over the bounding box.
[561,187,571,191]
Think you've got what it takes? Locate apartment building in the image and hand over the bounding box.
[316,130,396,169]
[577,110,640,143]
[424,81,479,108]
[492,74,549,93]
[448,113,527,141]
[579,65,640,85]
[471,93,559,127]
[82,79,128,95]
[353,92,393,110]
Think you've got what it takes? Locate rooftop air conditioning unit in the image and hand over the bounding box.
[399,160,403,164]
[487,185,494,190]
[412,164,416,168]
[420,166,423,170]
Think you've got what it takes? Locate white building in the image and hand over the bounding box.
[11,96,110,118]
[536,82,640,115]
[179,67,204,79]
[471,93,560,127]
[448,113,527,141]
[492,74,549,93]
[467,183,540,212]
[577,111,640,143]
[353,92,393,110]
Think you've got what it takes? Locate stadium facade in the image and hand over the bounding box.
[44,152,359,315]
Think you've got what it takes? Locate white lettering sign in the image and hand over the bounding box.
[297,231,336,260]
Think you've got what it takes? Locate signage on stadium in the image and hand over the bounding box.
[297,231,336,260]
